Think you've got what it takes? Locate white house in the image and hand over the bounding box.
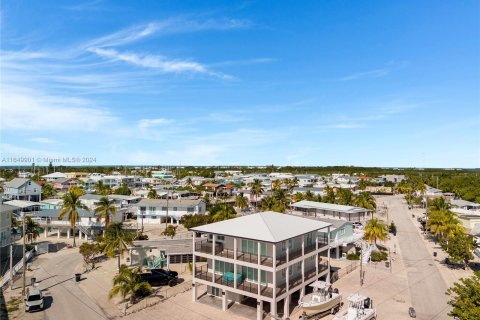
[191,212,331,320]
[3,178,42,202]
[134,198,206,224]
[41,172,67,182]
[290,201,372,222]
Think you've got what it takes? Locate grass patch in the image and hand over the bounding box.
[6,296,22,313]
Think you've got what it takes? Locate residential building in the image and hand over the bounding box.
[151,170,176,180]
[290,200,372,222]
[450,199,480,210]
[316,218,362,259]
[451,208,480,235]
[3,178,42,202]
[0,203,17,249]
[52,178,77,191]
[379,174,405,184]
[18,172,34,178]
[191,211,331,320]
[41,172,67,182]
[134,198,206,224]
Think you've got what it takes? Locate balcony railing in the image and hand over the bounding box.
[194,240,223,255]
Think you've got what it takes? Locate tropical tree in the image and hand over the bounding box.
[147,188,157,199]
[358,179,367,191]
[248,179,264,212]
[24,216,41,244]
[95,181,112,196]
[109,265,153,304]
[446,271,480,320]
[446,232,476,269]
[161,225,177,239]
[336,189,354,206]
[94,196,117,228]
[185,177,194,189]
[429,197,450,212]
[59,186,88,247]
[304,190,315,201]
[79,242,101,270]
[210,204,237,222]
[353,192,377,211]
[324,186,336,203]
[271,179,282,191]
[363,218,387,245]
[235,193,249,211]
[115,183,131,196]
[103,222,134,270]
[428,209,464,243]
[42,183,55,199]
[293,192,305,202]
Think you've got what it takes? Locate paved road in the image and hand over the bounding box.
[385,195,450,320]
[30,250,107,320]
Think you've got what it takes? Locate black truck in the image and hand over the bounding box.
[140,269,178,287]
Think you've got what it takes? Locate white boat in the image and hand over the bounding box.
[333,293,376,320]
[298,281,342,317]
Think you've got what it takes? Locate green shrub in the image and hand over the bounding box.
[371,250,388,262]
[347,253,360,260]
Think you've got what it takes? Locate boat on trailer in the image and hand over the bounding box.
[332,293,376,320]
[298,281,342,318]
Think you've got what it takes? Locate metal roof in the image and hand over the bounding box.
[4,178,32,189]
[0,203,20,213]
[4,200,41,209]
[41,172,67,178]
[191,211,331,243]
[135,198,204,207]
[31,208,93,218]
[292,200,371,213]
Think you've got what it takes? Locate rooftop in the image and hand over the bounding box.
[41,172,67,178]
[0,203,20,213]
[191,211,331,243]
[135,198,204,207]
[4,178,33,189]
[4,200,41,209]
[291,200,371,213]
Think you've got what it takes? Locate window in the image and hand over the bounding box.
[242,239,257,254]
[281,241,286,252]
[187,207,194,213]
[288,266,292,276]
[161,207,167,211]
[242,266,262,283]
[149,206,156,212]
[208,234,225,243]
[140,207,146,212]
[296,262,301,271]
[173,207,177,211]
[215,261,233,273]
[310,255,315,261]
[281,269,286,279]
[288,239,293,249]
[306,233,313,245]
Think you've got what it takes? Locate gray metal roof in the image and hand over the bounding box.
[192,211,331,243]
[4,200,41,209]
[0,203,20,213]
[80,194,103,200]
[4,178,31,189]
[135,198,204,207]
[132,239,193,255]
[30,208,93,218]
[292,200,371,213]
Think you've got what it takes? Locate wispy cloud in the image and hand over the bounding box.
[88,47,231,79]
[63,0,104,11]
[337,62,407,81]
[29,137,57,144]
[210,57,275,67]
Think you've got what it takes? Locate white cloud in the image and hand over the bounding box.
[0,86,117,132]
[338,62,407,81]
[29,137,57,144]
[138,118,174,130]
[89,48,232,79]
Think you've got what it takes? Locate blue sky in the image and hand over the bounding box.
[1,0,479,167]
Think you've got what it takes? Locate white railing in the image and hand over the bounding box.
[330,231,364,248]
[0,250,34,289]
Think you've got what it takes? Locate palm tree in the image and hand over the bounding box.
[261,195,278,212]
[428,197,450,212]
[336,189,354,206]
[248,179,264,212]
[293,192,305,202]
[273,189,289,211]
[211,204,237,222]
[24,216,41,244]
[304,190,315,201]
[103,222,134,270]
[109,265,152,304]
[271,179,282,191]
[353,192,377,211]
[324,186,336,203]
[235,193,248,211]
[363,218,387,245]
[94,196,117,229]
[185,177,194,189]
[59,186,88,247]
[428,209,463,243]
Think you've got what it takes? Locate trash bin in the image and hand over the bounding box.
[433,252,437,257]
[385,261,390,268]
[75,273,81,282]
[30,277,36,286]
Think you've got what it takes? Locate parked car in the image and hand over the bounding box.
[140,269,178,287]
[409,307,417,318]
[352,222,363,229]
[24,287,44,312]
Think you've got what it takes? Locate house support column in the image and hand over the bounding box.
[270,300,277,320]
[170,217,173,224]
[57,229,60,238]
[67,228,70,239]
[44,228,47,238]
[256,300,263,320]
[222,290,227,311]
[233,238,238,289]
[327,226,331,283]
[192,283,197,302]
[336,246,340,259]
[78,230,82,240]
[283,296,290,319]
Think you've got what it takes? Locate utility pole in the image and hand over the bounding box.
[9,240,13,290]
[165,190,169,230]
[360,245,363,286]
[22,212,26,295]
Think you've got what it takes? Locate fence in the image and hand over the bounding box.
[120,279,193,316]
[331,261,359,283]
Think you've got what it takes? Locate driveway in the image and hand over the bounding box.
[383,195,450,320]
